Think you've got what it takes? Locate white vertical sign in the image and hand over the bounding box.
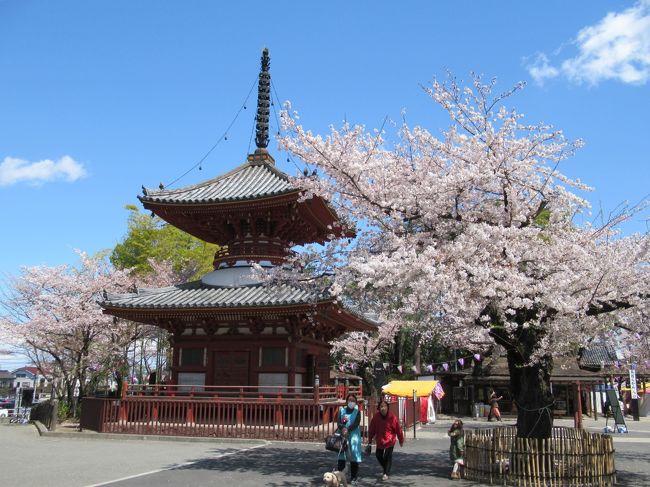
[629,368,638,400]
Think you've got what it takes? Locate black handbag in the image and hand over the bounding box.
[325,433,346,452]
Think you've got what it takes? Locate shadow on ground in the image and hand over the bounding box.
[175,445,450,486]
[170,443,650,487]
[612,449,650,487]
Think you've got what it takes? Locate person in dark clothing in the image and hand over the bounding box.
[367,399,404,481]
[603,398,612,417]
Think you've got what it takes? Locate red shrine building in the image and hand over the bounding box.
[100,49,375,397]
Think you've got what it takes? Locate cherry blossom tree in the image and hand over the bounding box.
[0,251,160,412]
[279,75,650,438]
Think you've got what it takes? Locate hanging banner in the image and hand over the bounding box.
[629,366,639,400]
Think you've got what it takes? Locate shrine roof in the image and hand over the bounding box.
[101,280,322,309]
[578,345,619,367]
[139,157,295,205]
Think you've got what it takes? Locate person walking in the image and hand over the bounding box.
[367,399,404,481]
[335,393,363,484]
[448,419,465,480]
[487,388,503,422]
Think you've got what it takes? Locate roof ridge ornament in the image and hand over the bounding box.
[253,48,271,160]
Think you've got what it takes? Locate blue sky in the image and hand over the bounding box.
[1,1,649,368]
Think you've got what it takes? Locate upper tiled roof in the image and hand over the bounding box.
[139,159,295,205]
[101,280,323,310]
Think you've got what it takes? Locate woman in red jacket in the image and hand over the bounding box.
[367,399,404,481]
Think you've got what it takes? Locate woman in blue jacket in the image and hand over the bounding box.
[336,393,362,484]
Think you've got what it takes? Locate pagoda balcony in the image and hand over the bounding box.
[212,237,290,267]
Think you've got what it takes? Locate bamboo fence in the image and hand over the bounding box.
[464,426,616,487]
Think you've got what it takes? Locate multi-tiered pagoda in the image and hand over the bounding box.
[101,49,374,392]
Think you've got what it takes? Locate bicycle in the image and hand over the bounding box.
[9,408,31,424]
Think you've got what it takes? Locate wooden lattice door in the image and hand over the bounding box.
[213,351,250,386]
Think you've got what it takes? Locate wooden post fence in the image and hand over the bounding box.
[464,426,616,486]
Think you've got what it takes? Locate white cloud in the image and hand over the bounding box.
[527,0,650,86]
[526,53,560,86]
[0,155,87,187]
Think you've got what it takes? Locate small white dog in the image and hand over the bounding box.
[322,470,348,486]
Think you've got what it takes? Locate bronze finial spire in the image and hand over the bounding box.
[255,48,271,151]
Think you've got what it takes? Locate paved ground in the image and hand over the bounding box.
[1,416,649,486]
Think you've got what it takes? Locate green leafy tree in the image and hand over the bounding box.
[111,205,218,279]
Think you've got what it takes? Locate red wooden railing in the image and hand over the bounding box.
[80,385,367,441]
[81,395,370,441]
[79,385,419,442]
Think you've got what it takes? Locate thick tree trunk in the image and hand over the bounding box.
[504,328,555,438]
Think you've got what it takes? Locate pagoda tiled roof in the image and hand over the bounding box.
[139,159,295,205]
[101,280,324,310]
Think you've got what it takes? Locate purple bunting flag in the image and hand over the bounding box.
[442,362,449,372]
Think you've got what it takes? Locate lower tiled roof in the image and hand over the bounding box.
[101,280,324,310]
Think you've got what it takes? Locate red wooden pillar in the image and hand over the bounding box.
[322,407,330,424]
[119,401,128,422]
[119,380,129,422]
[274,407,284,425]
[236,404,244,424]
[574,381,583,429]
